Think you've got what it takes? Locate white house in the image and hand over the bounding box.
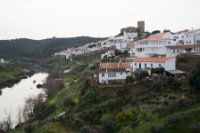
[0,58,5,64]
[114,37,128,53]
[101,50,115,60]
[134,32,176,57]
[123,32,138,41]
[166,44,200,57]
[99,62,131,84]
[131,57,176,74]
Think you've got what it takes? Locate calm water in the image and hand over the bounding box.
[0,73,49,125]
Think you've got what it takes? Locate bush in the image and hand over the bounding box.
[122,126,134,133]
[126,76,134,83]
[37,105,56,120]
[151,125,164,133]
[134,69,149,79]
[164,77,181,90]
[177,55,188,63]
[24,124,34,133]
[115,107,136,123]
[80,126,91,133]
[102,120,115,133]
[166,114,182,128]
[189,123,200,133]
[151,79,163,91]
[189,63,200,91]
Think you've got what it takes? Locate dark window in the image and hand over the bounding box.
[102,73,105,77]
[159,64,162,67]
[151,64,153,68]
[108,72,116,77]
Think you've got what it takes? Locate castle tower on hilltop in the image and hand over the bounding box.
[137,21,145,33]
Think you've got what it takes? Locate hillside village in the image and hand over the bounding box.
[55,21,200,84]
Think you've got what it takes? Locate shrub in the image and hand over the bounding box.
[102,120,115,133]
[177,55,188,63]
[166,114,182,128]
[164,77,181,90]
[151,79,163,91]
[63,97,75,108]
[134,69,149,79]
[151,125,164,133]
[189,62,200,91]
[122,126,134,133]
[189,123,200,133]
[24,124,34,133]
[37,105,56,120]
[151,67,165,75]
[126,76,134,83]
[80,126,91,133]
[115,107,136,123]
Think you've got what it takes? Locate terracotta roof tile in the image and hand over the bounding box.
[140,33,173,41]
[100,62,130,70]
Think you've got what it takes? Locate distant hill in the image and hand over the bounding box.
[0,36,105,60]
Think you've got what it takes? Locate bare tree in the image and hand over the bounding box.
[0,111,13,132]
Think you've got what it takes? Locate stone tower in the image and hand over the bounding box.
[137,21,145,33]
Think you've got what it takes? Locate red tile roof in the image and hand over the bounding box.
[140,33,173,41]
[134,57,171,63]
[100,62,130,70]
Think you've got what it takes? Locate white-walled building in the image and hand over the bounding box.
[131,57,176,74]
[123,32,138,41]
[114,37,128,53]
[99,62,131,84]
[166,44,200,57]
[0,58,5,64]
[134,32,176,57]
[101,50,115,60]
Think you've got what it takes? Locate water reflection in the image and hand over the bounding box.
[0,73,48,126]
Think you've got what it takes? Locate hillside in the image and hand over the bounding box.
[7,54,200,133]
[0,37,105,60]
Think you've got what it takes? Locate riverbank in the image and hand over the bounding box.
[0,64,34,90]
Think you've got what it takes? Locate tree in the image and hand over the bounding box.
[0,111,13,132]
[152,30,161,34]
[189,63,200,91]
[163,29,171,33]
[151,67,165,77]
[134,69,149,79]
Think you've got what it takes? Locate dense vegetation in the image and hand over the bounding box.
[0,37,105,59]
[0,64,32,92]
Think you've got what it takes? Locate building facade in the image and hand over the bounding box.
[99,62,131,84]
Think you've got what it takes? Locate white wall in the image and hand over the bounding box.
[99,71,131,84]
[131,58,176,73]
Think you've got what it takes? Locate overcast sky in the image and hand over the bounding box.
[0,0,199,39]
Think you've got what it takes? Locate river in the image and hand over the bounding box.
[0,73,49,126]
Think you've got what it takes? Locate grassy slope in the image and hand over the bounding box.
[0,64,30,89]
[9,54,200,133]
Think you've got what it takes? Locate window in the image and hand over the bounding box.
[120,72,123,75]
[102,73,105,77]
[145,63,147,68]
[151,64,153,68]
[108,72,116,77]
[173,50,175,53]
[159,64,162,67]
[135,63,137,66]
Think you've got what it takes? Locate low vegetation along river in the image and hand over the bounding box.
[0,73,49,126]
